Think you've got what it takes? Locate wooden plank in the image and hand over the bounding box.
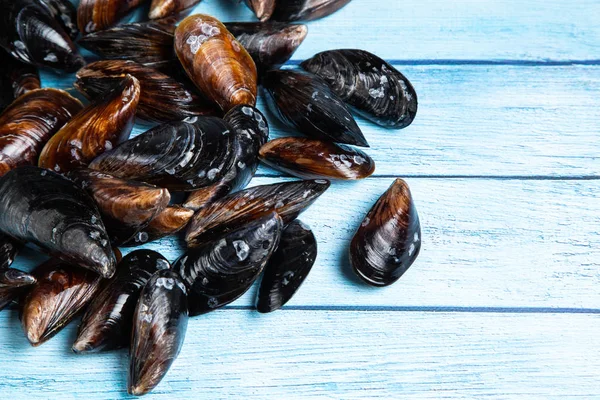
[0,310,598,398]
[9,178,600,309]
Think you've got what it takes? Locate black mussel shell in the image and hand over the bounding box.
[73,250,171,354]
[263,69,368,147]
[0,166,117,278]
[244,0,276,21]
[302,49,418,129]
[350,178,421,286]
[68,169,171,245]
[89,118,236,191]
[184,105,269,210]
[224,22,308,73]
[21,259,104,346]
[149,0,201,20]
[176,213,282,316]
[123,206,195,246]
[2,49,41,99]
[0,234,22,271]
[77,0,147,34]
[129,269,188,396]
[0,0,84,71]
[186,179,329,247]
[0,268,36,311]
[37,0,79,40]
[271,0,352,22]
[257,220,317,313]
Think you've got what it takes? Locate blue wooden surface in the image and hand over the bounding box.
[2,0,600,398]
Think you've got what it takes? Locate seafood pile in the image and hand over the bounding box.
[0,0,422,396]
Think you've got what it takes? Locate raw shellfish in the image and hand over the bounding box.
[149,0,201,20]
[38,0,79,40]
[3,51,41,99]
[124,206,194,246]
[78,0,147,34]
[271,0,352,22]
[0,267,36,311]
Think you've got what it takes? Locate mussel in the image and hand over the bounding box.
[39,75,140,173]
[124,206,194,246]
[75,60,216,124]
[257,220,317,312]
[38,0,79,40]
[263,69,368,147]
[77,0,147,34]
[244,0,276,21]
[175,14,258,112]
[0,267,36,311]
[175,212,282,316]
[350,178,421,286]
[259,137,375,180]
[89,118,235,191]
[0,234,22,271]
[271,0,352,22]
[184,105,269,210]
[0,89,82,177]
[73,250,170,354]
[21,259,104,346]
[129,269,188,396]
[185,179,330,247]
[3,51,41,99]
[68,169,171,245]
[149,0,201,20]
[302,49,418,129]
[0,0,84,71]
[224,22,308,72]
[0,166,117,278]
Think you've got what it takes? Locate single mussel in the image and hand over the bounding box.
[263,69,368,147]
[0,268,36,311]
[257,220,317,312]
[0,0,84,71]
[224,22,308,73]
[73,250,170,354]
[124,206,194,246]
[21,259,104,346]
[68,169,171,245]
[244,0,276,21]
[75,60,216,124]
[78,0,147,34]
[175,14,258,112]
[0,89,82,177]
[0,234,22,271]
[149,0,201,20]
[175,212,282,316]
[0,166,117,278]
[3,50,41,99]
[37,0,79,40]
[39,75,140,174]
[302,49,418,129]
[129,269,188,396]
[185,179,329,247]
[271,0,352,22]
[259,137,375,180]
[89,118,235,191]
[350,178,421,286]
[184,105,269,210]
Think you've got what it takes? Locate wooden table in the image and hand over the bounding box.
[2,1,599,398]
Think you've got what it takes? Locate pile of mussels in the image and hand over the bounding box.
[0,0,422,396]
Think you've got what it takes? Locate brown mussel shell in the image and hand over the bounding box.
[185,179,330,247]
[129,269,188,396]
[272,0,352,22]
[263,69,368,147]
[37,0,79,40]
[3,51,41,99]
[73,250,170,354]
[124,206,194,246]
[175,14,258,112]
[0,89,83,177]
[68,169,171,245]
[0,0,85,71]
[89,118,235,191]
[225,22,307,72]
[39,75,140,174]
[77,0,147,34]
[0,234,22,271]
[175,213,282,316]
[149,0,201,20]
[184,105,269,210]
[259,137,375,180]
[244,0,276,22]
[0,166,117,278]
[21,259,104,346]
[350,178,421,286]
[75,60,217,124]
[0,267,36,311]
[302,49,418,129]
[257,220,317,313]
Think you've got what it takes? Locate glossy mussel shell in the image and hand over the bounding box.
[260,137,375,180]
[124,205,194,246]
[39,75,140,174]
[149,0,201,20]
[89,118,235,191]
[175,213,282,316]
[0,166,117,278]
[271,0,352,22]
[0,234,22,271]
[0,267,36,311]
[263,69,368,147]
[0,89,83,177]
[2,50,41,100]
[302,49,418,129]
[257,220,317,313]
[175,14,258,112]
[74,250,170,354]
[244,0,276,21]
[350,179,421,286]
[129,269,188,396]
[38,0,79,40]
[78,0,147,34]
[185,179,330,247]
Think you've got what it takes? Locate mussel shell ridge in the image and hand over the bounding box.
[0,268,36,311]
[123,205,194,246]
[271,0,352,22]
[78,0,147,34]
